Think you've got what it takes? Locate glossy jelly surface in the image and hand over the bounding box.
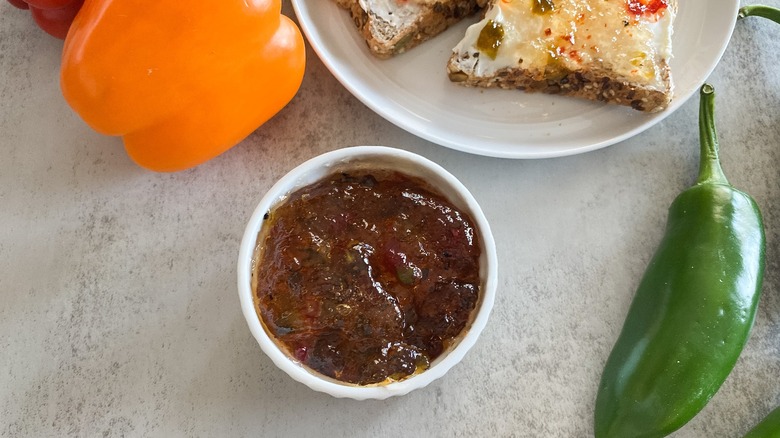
[253,170,482,385]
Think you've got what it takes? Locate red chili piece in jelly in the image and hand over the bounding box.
[627,0,668,16]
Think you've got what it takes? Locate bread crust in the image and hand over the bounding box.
[336,0,487,59]
[448,56,673,112]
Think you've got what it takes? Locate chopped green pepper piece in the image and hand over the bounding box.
[476,20,504,60]
[533,0,555,14]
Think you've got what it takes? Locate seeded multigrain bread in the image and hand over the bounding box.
[336,0,489,59]
[447,0,677,112]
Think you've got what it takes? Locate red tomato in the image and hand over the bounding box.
[6,0,30,9]
[25,0,72,8]
[29,0,83,39]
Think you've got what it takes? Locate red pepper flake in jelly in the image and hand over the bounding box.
[627,0,668,16]
[252,170,482,385]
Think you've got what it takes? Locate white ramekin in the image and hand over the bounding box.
[237,146,497,400]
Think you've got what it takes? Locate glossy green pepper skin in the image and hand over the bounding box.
[744,406,780,438]
[739,5,780,24]
[594,84,766,438]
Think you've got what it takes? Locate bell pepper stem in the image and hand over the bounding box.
[738,4,780,24]
[697,84,729,186]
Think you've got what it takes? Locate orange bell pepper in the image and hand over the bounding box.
[60,0,306,172]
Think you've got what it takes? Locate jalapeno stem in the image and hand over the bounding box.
[697,84,729,186]
[739,5,780,23]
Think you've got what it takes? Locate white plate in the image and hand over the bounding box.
[291,0,739,158]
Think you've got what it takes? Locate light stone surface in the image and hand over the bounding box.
[2,1,780,437]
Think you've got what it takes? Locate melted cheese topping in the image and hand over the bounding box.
[452,0,675,89]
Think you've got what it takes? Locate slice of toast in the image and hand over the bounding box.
[336,0,489,59]
[447,0,677,112]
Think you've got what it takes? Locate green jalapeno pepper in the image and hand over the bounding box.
[744,405,780,438]
[593,84,766,438]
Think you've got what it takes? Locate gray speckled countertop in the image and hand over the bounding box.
[2,1,780,437]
